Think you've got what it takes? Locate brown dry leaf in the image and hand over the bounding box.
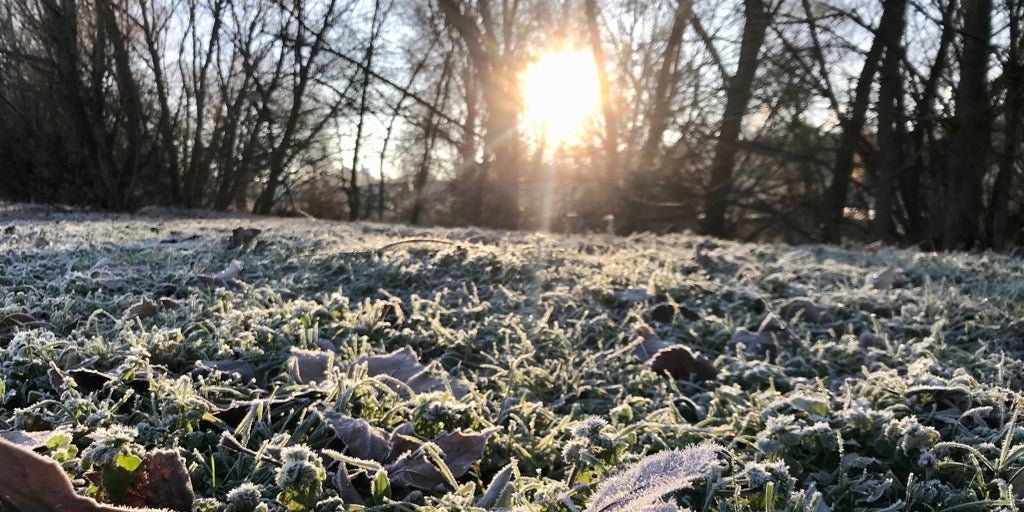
[0,310,42,346]
[0,437,173,512]
[632,323,673,362]
[66,368,116,393]
[229,227,262,249]
[316,407,391,461]
[288,348,333,385]
[158,298,180,310]
[633,323,716,381]
[433,428,499,477]
[354,346,473,399]
[387,452,446,490]
[727,329,777,358]
[650,346,717,381]
[118,450,195,512]
[125,298,159,319]
[86,258,133,290]
[385,427,498,490]
[858,331,884,350]
[779,299,834,324]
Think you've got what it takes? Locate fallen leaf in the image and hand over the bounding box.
[779,299,834,324]
[65,368,116,393]
[727,329,777,358]
[385,427,498,490]
[432,428,498,477]
[229,228,262,249]
[3,225,14,235]
[316,407,391,461]
[858,331,884,350]
[125,298,159,319]
[650,346,717,381]
[865,263,898,291]
[649,304,676,323]
[198,260,245,289]
[288,348,333,385]
[613,288,652,304]
[86,258,133,290]
[387,452,446,490]
[0,437,173,512]
[30,233,49,249]
[153,234,204,250]
[117,450,195,511]
[331,461,366,505]
[354,346,473,399]
[633,324,673,362]
[0,310,42,345]
[0,429,66,450]
[158,298,180,310]
[633,323,716,381]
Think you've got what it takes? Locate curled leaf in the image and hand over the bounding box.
[229,228,262,249]
[0,437,173,512]
[634,323,716,381]
[125,298,159,320]
[650,346,717,382]
[316,407,391,461]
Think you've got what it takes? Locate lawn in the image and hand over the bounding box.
[2,205,1023,511]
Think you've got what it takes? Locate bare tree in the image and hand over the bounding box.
[873,0,907,242]
[437,0,529,229]
[988,0,1024,248]
[702,0,772,237]
[944,0,993,248]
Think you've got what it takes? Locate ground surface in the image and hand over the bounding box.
[1,205,1024,511]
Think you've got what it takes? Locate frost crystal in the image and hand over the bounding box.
[585,442,719,512]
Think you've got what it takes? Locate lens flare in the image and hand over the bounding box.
[521,49,601,145]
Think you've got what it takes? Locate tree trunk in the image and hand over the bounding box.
[943,0,992,249]
[585,0,621,224]
[438,0,521,230]
[821,6,896,242]
[638,0,692,173]
[987,1,1023,249]
[701,0,770,238]
[138,0,182,205]
[872,0,907,242]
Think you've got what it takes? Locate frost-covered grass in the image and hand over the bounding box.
[2,206,1024,511]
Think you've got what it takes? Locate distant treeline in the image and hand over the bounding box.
[1,0,1022,249]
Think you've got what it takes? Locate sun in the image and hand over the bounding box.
[521,49,601,145]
